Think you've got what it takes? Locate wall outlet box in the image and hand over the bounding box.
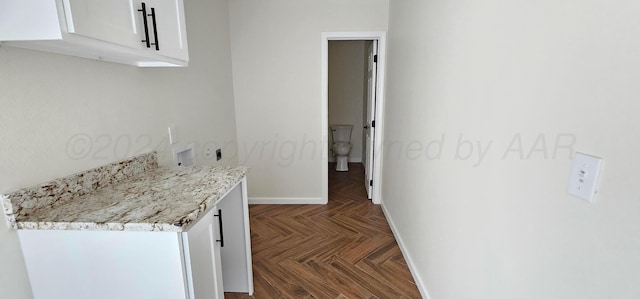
[216,149,222,161]
[568,152,603,203]
[173,145,195,167]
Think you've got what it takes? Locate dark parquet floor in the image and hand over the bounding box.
[225,163,421,298]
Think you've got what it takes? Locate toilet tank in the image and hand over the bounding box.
[330,125,353,143]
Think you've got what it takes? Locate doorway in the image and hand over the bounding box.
[321,32,387,205]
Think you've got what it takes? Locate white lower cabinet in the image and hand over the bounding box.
[17,179,253,299]
[217,181,254,293]
[19,229,191,299]
[182,206,225,299]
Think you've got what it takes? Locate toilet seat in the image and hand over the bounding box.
[332,142,351,155]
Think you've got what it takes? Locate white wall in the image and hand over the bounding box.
[229,0,389,200]
[383,0,640,298]
[0,0,237,297]
[328,40,366,163]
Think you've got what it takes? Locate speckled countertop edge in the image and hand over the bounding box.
[1,152,248,232]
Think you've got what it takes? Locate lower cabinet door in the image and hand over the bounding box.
[218,180,254,294]
[183,206,224,299]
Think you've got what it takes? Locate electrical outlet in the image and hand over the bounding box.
[216,149,222,161]
[568,152,603,203]
[205,147,212,158]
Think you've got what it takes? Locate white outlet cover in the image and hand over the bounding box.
[568,152,603,203]
[168,125,177,145]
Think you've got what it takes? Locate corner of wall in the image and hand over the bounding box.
[380,199,431,299]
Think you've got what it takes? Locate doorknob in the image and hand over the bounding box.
[364,125,370,129]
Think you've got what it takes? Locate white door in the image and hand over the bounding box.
[364,40,378,199]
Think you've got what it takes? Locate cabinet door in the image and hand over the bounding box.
[184,207,224,299]
[143,0,189,60]
[218,180,254,294]
[63,0,142,49]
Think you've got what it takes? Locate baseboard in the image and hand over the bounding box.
[327,157,362,163]
[248,197,327,205]
[380,200,431,299]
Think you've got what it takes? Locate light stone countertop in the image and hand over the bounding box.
[1,152,248,232]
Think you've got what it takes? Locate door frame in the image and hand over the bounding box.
[321,31,387,205]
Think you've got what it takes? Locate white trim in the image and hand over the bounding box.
[380,200,431,299]
[327,157,363,163]
[372,33,386,205]
[322,35,329,208]
[239,178,254,295]
[321,31,387,205]
[248,197,326,205]
[180,233,195,299]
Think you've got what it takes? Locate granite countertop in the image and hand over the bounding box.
[1,152,248,232]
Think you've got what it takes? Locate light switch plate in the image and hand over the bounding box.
[568,152,603,203]
[168,125,177,145]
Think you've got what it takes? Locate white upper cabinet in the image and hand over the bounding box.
[0,0,62,40]
[0,0,189,67]
[145,0,189,61]
[64,0,141,49]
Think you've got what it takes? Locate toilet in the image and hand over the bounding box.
[330,125,353,171]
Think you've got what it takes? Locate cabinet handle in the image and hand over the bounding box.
[214,209,224,247]
[149,7,160,51]
[138,3,151,48]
